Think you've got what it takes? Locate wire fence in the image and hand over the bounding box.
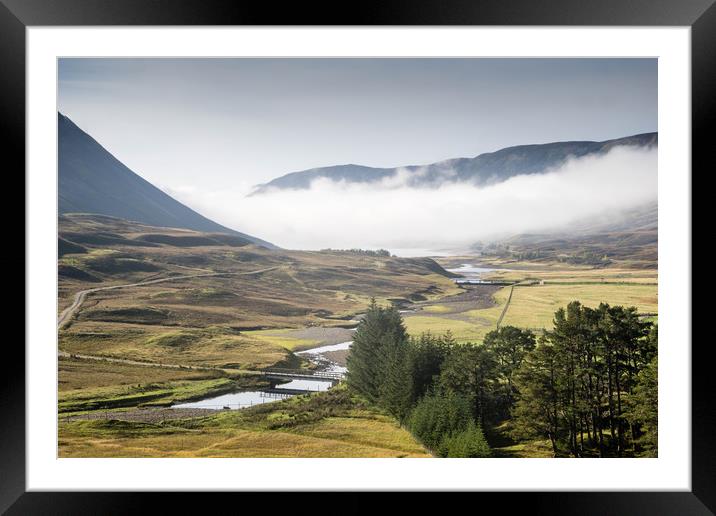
[495,285,515,329]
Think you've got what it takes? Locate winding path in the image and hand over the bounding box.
[57,266,279,330]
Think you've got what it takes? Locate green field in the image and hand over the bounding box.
[404,264,657,343]
[404,314,499,342]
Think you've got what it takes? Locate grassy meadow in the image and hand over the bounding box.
[58,385,429,458]
[403,262,657,343]
[500,282,657,330]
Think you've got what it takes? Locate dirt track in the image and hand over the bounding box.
[57,350,249,374]
[57,266,279,330]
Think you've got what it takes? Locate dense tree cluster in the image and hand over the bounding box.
[513,302,657,457]
[346,299,657,458]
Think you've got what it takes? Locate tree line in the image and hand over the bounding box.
[346,299,657,458]
[320,248,393,257]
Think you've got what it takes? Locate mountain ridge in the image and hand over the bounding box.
[253,132,657,194]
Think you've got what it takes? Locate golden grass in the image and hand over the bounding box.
[58,386,429,458]
[247,329,320,351]
[402,271,656,343]
[403,285,509,343]
[59,325,294,369]
[421,305,452,313]
[484,266,658,284]
[492,440,556,458]
[403,316,493,343]
[59,356,224,391]
[58,426,428,458]
[296,416,427,456]
[501,283,658,330]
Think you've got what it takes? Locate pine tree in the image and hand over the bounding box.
[512,338,561,456]
[379,340,413,422]
[408,390,473,453]
[484,325,536,400]
[442,421,492,458]
[625,356,658,456]
[438,343,499,425]
[346,299,407,401]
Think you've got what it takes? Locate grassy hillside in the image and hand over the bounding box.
[475,203,657,268]
[58,214,461,367]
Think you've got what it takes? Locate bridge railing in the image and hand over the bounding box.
[260,368,344,380]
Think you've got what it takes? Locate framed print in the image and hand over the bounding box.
[3,0,712,512]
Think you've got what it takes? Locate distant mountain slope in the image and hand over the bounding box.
[477,202,657,267]
[58,113,277,249]
[253,132,657,194]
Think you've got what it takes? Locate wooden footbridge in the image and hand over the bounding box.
[260,368,344,387]
[261,368,343,385]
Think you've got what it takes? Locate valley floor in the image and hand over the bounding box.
[56,214,657,458]
[58,385,430,458]
[403,261,657,343]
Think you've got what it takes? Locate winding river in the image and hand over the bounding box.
[173,263,500,411]
[446,263,502,284]
[172,334,354,411]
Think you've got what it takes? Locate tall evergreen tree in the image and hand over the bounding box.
[625,355,658,456]
[346,299,407,401]
[379,340,413,421]
[512,338,561,456]
[484,325,536,402]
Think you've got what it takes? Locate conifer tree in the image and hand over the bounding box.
[379,340,413,421]
[625,356,658,456]
[346,299,407,401]
[438,344,499,424]
[512,338,561,455]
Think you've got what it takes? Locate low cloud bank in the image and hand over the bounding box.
[168,146,657,253]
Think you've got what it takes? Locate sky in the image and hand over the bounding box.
[58,58,657,251]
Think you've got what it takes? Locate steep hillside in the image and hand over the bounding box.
[58,113,276,248]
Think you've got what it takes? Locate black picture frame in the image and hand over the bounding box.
[3,0,709,512]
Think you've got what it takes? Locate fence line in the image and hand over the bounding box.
[496,285,515,329]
